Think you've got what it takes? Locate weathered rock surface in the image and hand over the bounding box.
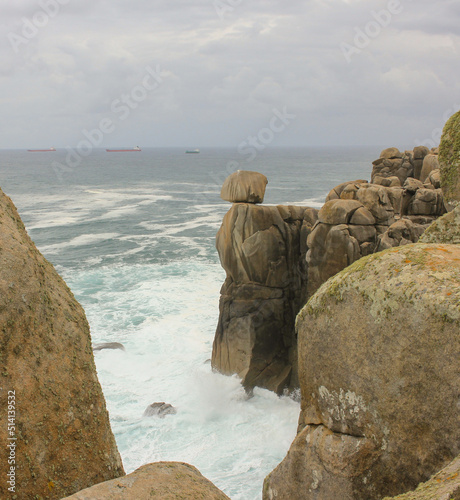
[325,179,368,201]
[380,147,403,159]
[220,170,268,204]
[143,402,177,418]
[0,188,124,499]
[212,203,318,392]
[382,454,460,500]
[401,176,446,218]
[264,244,460,500]
[375,218,426,251]
[413,146,430,179]
[439,110,460,207]
[419,205,460,244]
[371,146,438,185]
[419,154,439,183]
[371,149,414,185]
[423,168,441,189]
[306,184,396,296]
[63,462,230,499]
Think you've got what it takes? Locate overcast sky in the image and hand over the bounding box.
[1,0,459,149]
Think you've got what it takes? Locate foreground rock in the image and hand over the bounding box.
[383,454,460,500]
[439,110,460,207]
[0,188,124,499]
[63,462,231,499]
[212,203,318,392]
[220,170,268,203]
[264,244,460,499]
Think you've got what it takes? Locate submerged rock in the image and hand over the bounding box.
[62,462,231,499]
[0,188,124,499]
[220,170,268,204]
[93,342,126,351]
[264,244,460,499]
[143,402,177,418]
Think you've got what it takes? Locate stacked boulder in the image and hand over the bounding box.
[371,146,445,219]
[307,181,395,296]
[212,171,318,393]
[371,146,439,186]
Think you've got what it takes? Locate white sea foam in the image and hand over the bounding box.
[40,233,120,254]
[67,261,298,500]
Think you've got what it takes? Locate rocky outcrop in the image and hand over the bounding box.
[213,164,447,392]
[307,184,395,296]
[419,205,460,244]
[264,244,460,500]
[439,110,460,207]
[143,402,177,418]
[0,188,124,499]
[371,147,415,185]
[220,170,268,203]
[62,462,230,499]
[371,146,441,186]
[382,454,460,500]
[375,218,426,251]
[307,178,443,296]
[212,203,318,393]
[401,176,445,217]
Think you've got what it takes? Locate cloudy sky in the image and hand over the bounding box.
[1,0,459,149]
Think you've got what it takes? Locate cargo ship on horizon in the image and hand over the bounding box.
[106,146,141,152]
[27,147,56,152]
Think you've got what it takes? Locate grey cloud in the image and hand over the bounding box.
[0,0,459,148]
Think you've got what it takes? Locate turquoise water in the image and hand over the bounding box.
[0,147,375,499]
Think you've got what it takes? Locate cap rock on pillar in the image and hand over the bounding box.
[220,170,268,204]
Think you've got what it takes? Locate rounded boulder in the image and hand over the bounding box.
[221,170,268,204]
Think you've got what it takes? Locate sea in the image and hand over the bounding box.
[0,146,377,499]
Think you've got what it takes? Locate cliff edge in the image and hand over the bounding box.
[0,188,124,499]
